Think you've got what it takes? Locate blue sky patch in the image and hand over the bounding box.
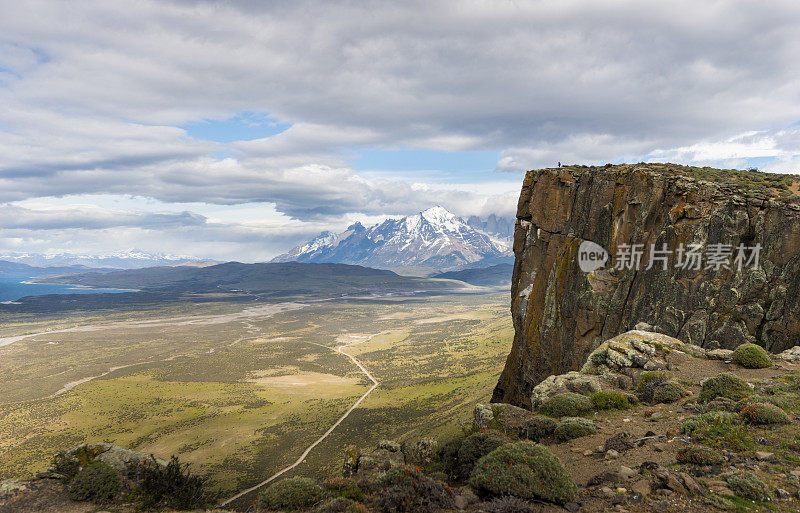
[181,111,290,143]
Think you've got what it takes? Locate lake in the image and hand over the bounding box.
[0,273,136,303]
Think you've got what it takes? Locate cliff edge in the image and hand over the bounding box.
[493,163,800,408]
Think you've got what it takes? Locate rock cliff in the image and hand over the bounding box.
[493,163,800,407]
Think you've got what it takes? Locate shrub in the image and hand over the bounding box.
[724,471,771,502]
[638,371,670,389]
[128,455,209,510]
[485,495,535,512]
[260,477,324,510]
[681,412,750,451]
[403,437,438,468]
[435,435,465,477]
[323,476,365,501]
[675,444,724,465]
[469,441,576,504]
[50,450,80,481]
[539,392,592,417]
[653,381,688,404]
[590,391,634,410]
[316,497,358,513]
[703,397,738,412]
[699,373,754,403]
[522,415,558,442]
[457,430,512,476]
[68,462,121,503]
[375,464,455,513]
[553,418,598,442]
[740,402,790,425]
[732,343,772,369]
[638,371,670,403]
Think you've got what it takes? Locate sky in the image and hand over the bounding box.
[1,0,800,262]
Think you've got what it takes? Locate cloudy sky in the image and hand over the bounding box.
[2,0,800,261]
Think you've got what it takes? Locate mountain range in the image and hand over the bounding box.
[0,251,215,269]
[273,206,513,272]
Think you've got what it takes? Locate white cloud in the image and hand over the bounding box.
[2,1,800,258]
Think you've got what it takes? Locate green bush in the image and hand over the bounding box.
[724,471,771,502]
[68,462,121,503]
[699,373,754,403]
[553,418,598,442]
[375,464,455,513]
[50,450,80,481]
[638,371,670,389]
[323,476,365,501]
[638,371,670,403]
[680,412,751,451]
[740,402,790,425]
[316,497,358,513]
[675,444,724,465]
[702,397,738,412]
[469,441,576,504]
[653,381,688,404]
[403,437,438,468]
[590,391,634,410]
[128,455,209,510]
[732,343,772,369]
[522,415,558,442]
[260,477,324,510]
[539,392,592,417]
[457,430,512,476]
[435,435,465,478]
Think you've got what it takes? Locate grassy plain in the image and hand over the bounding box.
[0,291,512,497]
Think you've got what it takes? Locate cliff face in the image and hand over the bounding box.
[493,163,800,408]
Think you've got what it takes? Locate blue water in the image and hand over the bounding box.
[0,273,135,302]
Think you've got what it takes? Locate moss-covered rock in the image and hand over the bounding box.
[553,418,598,442]
[539,392,592,417]
[260,477,325,510]
[699,372,754,403]
[739,402,790,425]
[675,444,724,465]
[469,441,576,504]
[732,343,772,369]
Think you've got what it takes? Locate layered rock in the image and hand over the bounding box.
[493,163,800,407]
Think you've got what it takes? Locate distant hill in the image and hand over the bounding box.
[36,262,460,296]
[272,206,512,272]
[0,260,107,276]
[432,263,513,286]
[0,251,214,269]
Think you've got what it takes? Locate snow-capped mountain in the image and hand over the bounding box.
[0,250,215,269]
[272,206,513,271]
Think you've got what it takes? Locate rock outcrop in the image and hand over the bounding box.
[493,163,800,407]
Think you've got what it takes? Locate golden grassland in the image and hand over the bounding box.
[0,292,512,495]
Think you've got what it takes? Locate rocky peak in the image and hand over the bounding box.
[493,163,800,407]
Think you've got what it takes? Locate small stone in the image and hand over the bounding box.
[631,479,651,496]
[622,418,631,423]
[776,488,791,500]
[584,449,594,456]
[601,486,615,498]
[605,449,619,460]
[619,466,637,480]
[653,443,668,452]
[616,487,627,493]
[790,470,800,478]
[755,451,775,461]
[453,495,469,510]
[564,502,580,512]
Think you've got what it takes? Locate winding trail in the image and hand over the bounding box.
[220,334,379,507]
